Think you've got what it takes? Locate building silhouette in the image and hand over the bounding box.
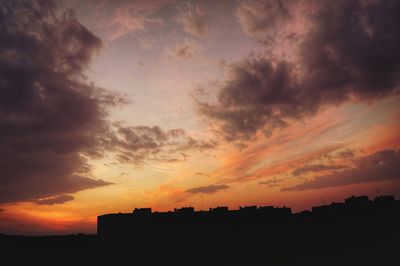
[1,195,399,265]
[98,195,400,237]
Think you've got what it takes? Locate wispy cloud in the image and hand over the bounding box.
[258,177,286,188]
[176,5,207,37]
[34,195,75,205]
[237,0,291,38]
[68,0,172,41]
[283,149,400,191]
[186,184,229,195]
[292,164,348,177]
[167,40,198,59]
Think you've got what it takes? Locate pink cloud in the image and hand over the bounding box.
[69,0,172,41]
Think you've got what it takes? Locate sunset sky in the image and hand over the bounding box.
[0,0,399,235]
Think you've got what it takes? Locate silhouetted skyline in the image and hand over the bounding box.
[1,194,399,265]
[97,194,400,237]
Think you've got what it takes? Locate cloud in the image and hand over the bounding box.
[0,0,216,204]
[196,0,400,141]
[34,195,75,205]
[258,177,286,188]
[292,164,348,176]
[177,5,207,37]
[195,172,207,177]
[237,0,291,38]
[67,0,172,41]
[186,184,229,194]
[337,149,356,159]
[168,41,197,59]
[102,125,217,164]
[0,0,117,203]
[283,149,400,191]
[197,59,299,141]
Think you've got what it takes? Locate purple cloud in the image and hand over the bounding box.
[292,164,348,176]
[0,0,215,204]
[197,0,400,141]
[35,195,75,205]
[186,184,229,194]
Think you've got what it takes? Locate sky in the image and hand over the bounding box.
[0,0,399,235]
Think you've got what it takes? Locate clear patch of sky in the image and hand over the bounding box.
[76,0,259,131]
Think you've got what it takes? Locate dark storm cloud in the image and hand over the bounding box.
[0,0,116,204]
[0,0,217,204]
[197,59,299,141]
[292,164,348,177]
[299,0,400,100]
[34,195,75,205]
[197,0,400,141]
[186,184,229,194]
[283,149,400,191]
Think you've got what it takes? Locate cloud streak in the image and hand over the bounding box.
[186,184,229,195]
[258,177,286,188]
[292,164,348,177]
[34,195,75,205]
[283,149,400,191]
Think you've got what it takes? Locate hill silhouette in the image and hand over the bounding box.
[1,195,399,265]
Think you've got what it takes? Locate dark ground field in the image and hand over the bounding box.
[1,222,399,266]
[2,196,400,265]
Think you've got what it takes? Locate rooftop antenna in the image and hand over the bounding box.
[200,194,204,211]
[375,187,381,197]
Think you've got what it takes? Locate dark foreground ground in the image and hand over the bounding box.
[0,221,399,266]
